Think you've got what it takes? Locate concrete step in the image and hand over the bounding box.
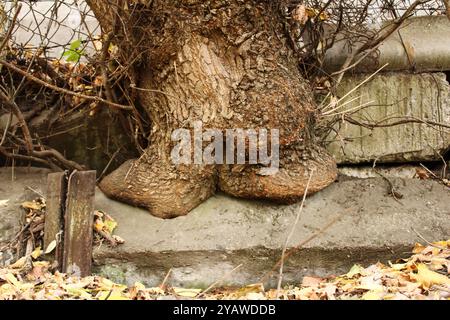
[92,175,450,288]
[0,168,449,288]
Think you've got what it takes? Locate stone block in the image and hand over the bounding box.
[326,72,450,164]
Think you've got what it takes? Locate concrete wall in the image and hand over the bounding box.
[5,1,99,58]
[326,72,450,164]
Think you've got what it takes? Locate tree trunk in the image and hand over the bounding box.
[87,0,337,218]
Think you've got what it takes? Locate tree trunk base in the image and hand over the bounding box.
[89,0,338,218]
[99,144,337,218]
[99,156,217,219]
[218,146,337,203]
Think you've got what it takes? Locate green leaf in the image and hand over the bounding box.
[69,39,82,51]
[62,39,85,63]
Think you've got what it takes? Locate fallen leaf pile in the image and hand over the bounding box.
[1,198,123,268]
[0,198,46,260]
[268,240,450,300]
[0,239,449,300]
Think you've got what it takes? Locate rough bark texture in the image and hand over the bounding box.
[87,0,337,218]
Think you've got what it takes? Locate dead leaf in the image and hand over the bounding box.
[31,247,42,259]
[412,243,426,254]
[21,201,43,211]
[0,199,9,207]
[173,287,202,298]
[345,264,364,278]
[301,276,323,287]
[292,5,308,24]
[412,263,450,289]
[44,240,57,254]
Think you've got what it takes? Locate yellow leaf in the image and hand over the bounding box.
[319,11,328,21]
[32,261,50,268]
[104,217,117,233]
[98,289,130,300]
[98,279,127,292]
[305,8,328,21]
[31,247,42,259]
[101,278,115,289]
[9,257,26,269]
[345,264,364,278]
[45,240,57,254]
[432,240,449,248]
[413,263,450,289]
[133,282,146,290]
[389,262,408,271]
[4,273,20,287]
[232,283,265,298]
[362,290,384,300]
[94,219,104,232]
[173,287,202,298]
[21,201,42,210]
[246,292,266,300]
[67,287,92,299]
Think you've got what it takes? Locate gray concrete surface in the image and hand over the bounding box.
[323,16,450,73]
[326,72,450,164]
[0,167,449,288]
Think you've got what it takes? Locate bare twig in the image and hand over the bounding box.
[159,268,172,290]
[411,227,447,250]
[276,170,314,298]
[333,0,431,86]
[198,264,243,298]
[260,214,342,285]
[0,91,83,171]
[95,229,117,247]
[0,4,21,53]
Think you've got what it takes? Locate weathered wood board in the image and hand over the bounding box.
[62,170,96,277]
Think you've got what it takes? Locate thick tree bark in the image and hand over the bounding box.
[87,0,337,218]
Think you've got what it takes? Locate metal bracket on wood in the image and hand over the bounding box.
[44,170,96,277]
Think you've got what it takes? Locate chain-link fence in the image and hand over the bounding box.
[3,1,99,59]
[2,1,446,59]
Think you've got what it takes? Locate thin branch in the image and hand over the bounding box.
[198,264,243,298]
[344,115,450,130]
[276,170,314,298]
[0,4,21,53]
[260,214,342,285]
[333,0,431,86]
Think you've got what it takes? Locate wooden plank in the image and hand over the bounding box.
[44,172,67,269]
[62,170,96,277]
